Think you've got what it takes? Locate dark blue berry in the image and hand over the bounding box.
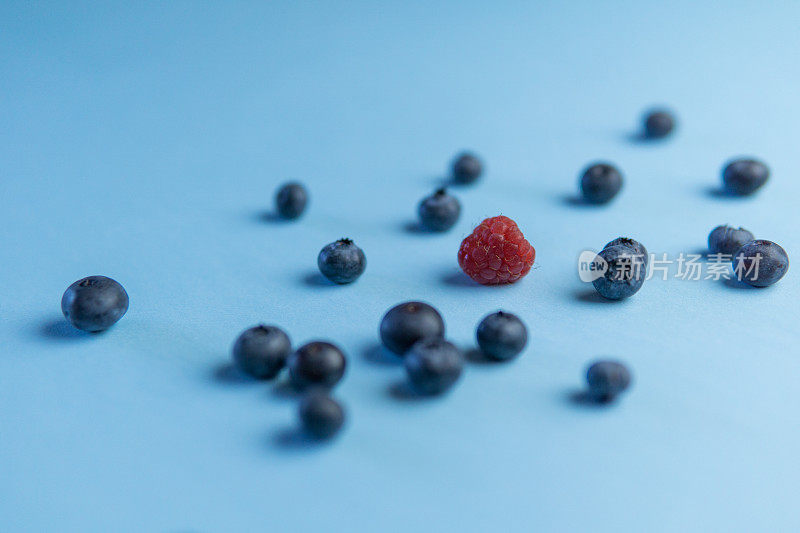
[722,159,769,196]
[452,152,483,184]
[733,240,789,287]
[232,325,291,380]
[299,392,345,439]
[708,225,754,257]
[604,237,648,267]
[317,238,366,284]
[61,276,129,332]
[379,301,445,355]
[275,182,308,219]
[643,109,675,138]
[592,245,646,300]
[586,360,631,402]
[580,163,623,204]
[417,188,461,231]
[404,338,463,395]
[476,311,527,361]
[288,341,346,389]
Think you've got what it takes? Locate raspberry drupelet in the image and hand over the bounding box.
[458,216,535,285]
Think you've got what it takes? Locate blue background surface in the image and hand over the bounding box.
[2,2,799,531]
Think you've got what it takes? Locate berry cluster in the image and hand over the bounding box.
[379,302,528,395]
[233,325,347,439]
[706,225,788,287]
[58,106,790,446]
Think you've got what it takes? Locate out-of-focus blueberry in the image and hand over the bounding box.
[451,152,483,184]
[476,311,528,361]
[722,159,769,196]
[404,338,463,395]
[232,325,291,379]
[379,301,445,355]
[418,188,461,231]
[299,392,345,439]
[643,109,676,138]
[580,163,623,204]
[288,341,347,389]
[586,360,632,402]
[275,182,308,219]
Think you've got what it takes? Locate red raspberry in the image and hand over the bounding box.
[458,216,535,285]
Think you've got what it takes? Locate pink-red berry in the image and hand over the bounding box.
[457,216,535,285]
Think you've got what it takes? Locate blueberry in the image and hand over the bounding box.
[417,188,461,232]
[404,338,463,395]
[592,245,646,300]
[379,301,445,355]
[722,159,769,196]
[232,325,291,380]
[604,236,649,267]
[476,311,528,361]
[643,109,675,139]
[275,182,308,219]
[61,276,129,332]
[452,152,483,184]
[733,240,789,287]
[317,238,366,284]
[708,225,755,257]
[288,341,346,389]
[580,163,623,204]
[586,360,632,402]
[299,392,345,439]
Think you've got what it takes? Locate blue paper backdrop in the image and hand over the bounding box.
[1,1,798,531]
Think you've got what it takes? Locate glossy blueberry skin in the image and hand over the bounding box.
[586,360,632,402]
[275,182,308,219]
[61,276,129,332]
[379,301,445,355]
[451,152,483,184]
[592,245,646,300]
[733,240,789,287]
[722,159,769,196]
[317,238,366,284]
[232,325,291,380]
[708,225,755,257]
[288,341,347,389]
[299,392,345,439]
[476,311,528,361]
[404,338,463,395]
[604,237,649,267]
[643,109,675,138]
[580,163,623,204]
[418,188,461,231]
